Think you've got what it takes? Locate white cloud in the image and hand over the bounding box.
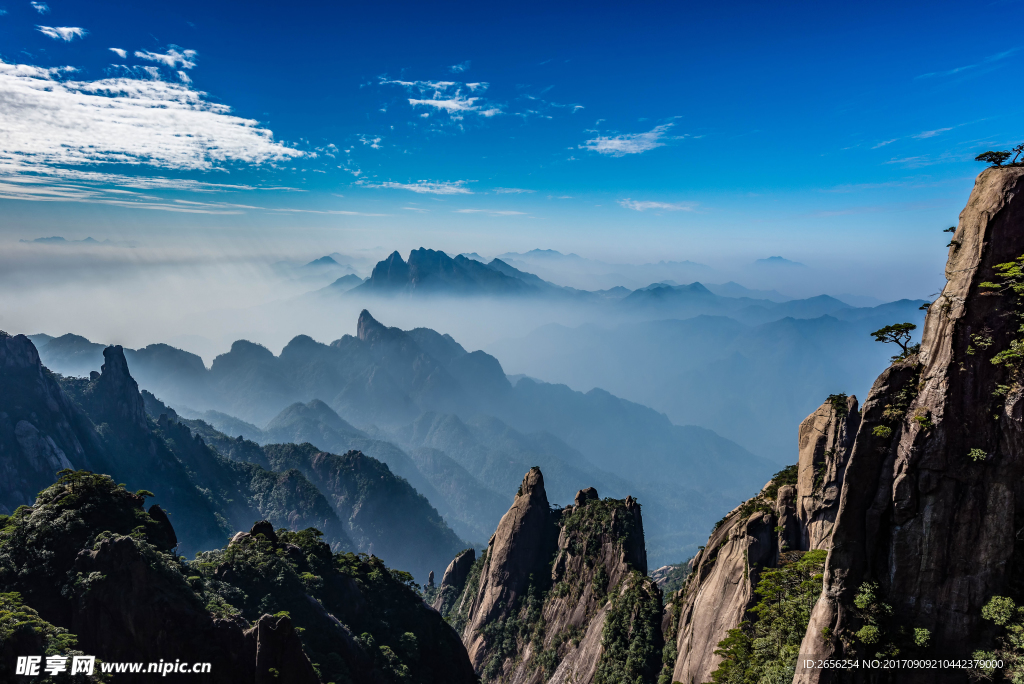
[0,58,304,172]
[454,209,526,216]
[359,179,473,195]
[572,105,584,113]
[408,93,500,117]
[582,123,677,156]
[0,164,276,192]
[379,77,500,119]
[135,48,197,70]
[493,187,534,194]
[109,47,127,59]
[449,61,470,73]
[0,163,331,214]
[358,135,382,149]
[872,139,897,149]
[913,127,952,139]
[618,198,696,212]
[177,70,191,84]
[37,25,86,41]
[0,176,248,213]
[30,1,48,13]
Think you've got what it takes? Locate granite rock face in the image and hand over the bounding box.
[432,548,476,612]
[794,166,1024,682]
[462,467,559,668]
[795,394,860,551]
[666,393,857,682]
[669,495,781,683]
[92,345,149,432]
[456,475,658,684]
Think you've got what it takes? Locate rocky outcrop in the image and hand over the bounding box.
[462,467,560,668]
[795,394,860,550]
[455,471,660,684]
[92,345,149,431]
[432,548,476,612]
[666,393,858,682]
[793,166,1024,682]
[71,534,318,684]
[537,493,660,684]
[669,490,781,683]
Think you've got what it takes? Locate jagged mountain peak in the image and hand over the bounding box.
[448,468,659,682]
[463,466,557,668]
[356,308,386,341]
[354,246,549,296]
[94,345,148,431]
[517,464,547,504]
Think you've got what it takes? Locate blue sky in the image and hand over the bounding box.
[1,0,1021,296]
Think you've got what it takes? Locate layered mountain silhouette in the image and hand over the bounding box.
[352,248,545,296]
[0,333,464,580]
[28,311,775,565]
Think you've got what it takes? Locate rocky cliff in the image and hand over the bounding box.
[448,468,661,684]
[666,394,858,683]
[792,165,1024,682]
[664,166,1024,684]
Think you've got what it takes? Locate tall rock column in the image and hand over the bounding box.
[462,467,559,669]
[797,166,1024,683]
[795,394,860,550]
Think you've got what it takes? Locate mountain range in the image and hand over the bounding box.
[26,310,774,566]
[0,333,464,581]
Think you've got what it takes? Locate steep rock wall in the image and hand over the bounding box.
[667,394,857,683]
[794,166,1024,682]
[796,395,860,551]
[669,487,782,683]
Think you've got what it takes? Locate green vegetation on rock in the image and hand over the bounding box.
[973,595,1024,681]
[709,549,827,684]
[870,322,919,361]
[0,469,475,684]
[593,570,663,684]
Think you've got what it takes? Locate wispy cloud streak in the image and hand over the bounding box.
[582,123,679,156]
[379,77,501,119]
[358,179,473,194]
[135,48,197,70]
[37,26,85,41]
[618,198,696,212]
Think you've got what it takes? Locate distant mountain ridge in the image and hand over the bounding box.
[323,248,919,328]
[0,332,465,581]
[26,312,776,565]
[352,248,547,296]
